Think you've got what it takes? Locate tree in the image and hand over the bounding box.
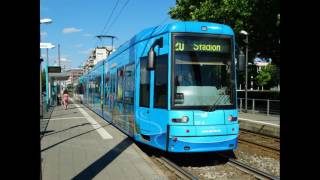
[265,63,279,89]
[255,64,279,89]
[169,0,253,36]
[169,0,280,65]
[255,68,271,90]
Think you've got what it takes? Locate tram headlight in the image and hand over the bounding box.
[228,115,237,121]
[172,116,189,123]
[181,116,189,123]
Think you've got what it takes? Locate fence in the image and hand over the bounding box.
[238,98,280,116]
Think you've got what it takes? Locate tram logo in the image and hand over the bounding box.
[202,129,221,133]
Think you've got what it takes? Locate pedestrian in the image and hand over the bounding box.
[62,89,69,110]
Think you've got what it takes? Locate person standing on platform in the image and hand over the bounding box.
[62,89,69,110]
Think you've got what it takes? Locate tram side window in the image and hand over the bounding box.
[117,67,124,102]
[140,57,150,107]
[96,75,101,97]
[154,54,168,108]
[105,72,110,103]
[124,63,135,104]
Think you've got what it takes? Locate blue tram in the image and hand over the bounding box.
[78,21,239,152]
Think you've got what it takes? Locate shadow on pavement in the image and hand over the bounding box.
[40,130,54,135]
[49,111,80,118]
[41,124,110,152]
[71,137,132,180]
[40,106,56,139]
[43,123,91,137]
[53,106,84,111]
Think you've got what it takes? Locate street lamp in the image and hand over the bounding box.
[40,18,53,180]
[44,44,55,111]
[240,30,249,113]
[40,18,52,24]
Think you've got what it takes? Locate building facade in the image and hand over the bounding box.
[65,68,84,86]
[83,46,115,73]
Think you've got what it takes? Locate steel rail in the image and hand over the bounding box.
[238,139,280,152]
[157,156,199,180]
[218,153,280,180]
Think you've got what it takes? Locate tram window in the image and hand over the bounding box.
[124,63,135,104]
[117,67,124,102]
[140,57,150,107]
[105,72,110,101]
[154,54,168,108]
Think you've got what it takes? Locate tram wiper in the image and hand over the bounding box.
[207,95,225,112]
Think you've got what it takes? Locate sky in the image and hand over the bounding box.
[40,0,176,68]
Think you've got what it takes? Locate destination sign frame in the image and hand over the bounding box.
[173,34,232,53]
[48,66,61,73]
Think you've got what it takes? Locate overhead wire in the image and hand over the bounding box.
[100,0,121,35]
[104,0,130,35]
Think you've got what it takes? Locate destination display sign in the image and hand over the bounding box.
[174,36,231,53]
[48,66,61,73]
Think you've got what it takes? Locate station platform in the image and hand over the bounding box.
[40,99,168,180]
[238,112,280,138]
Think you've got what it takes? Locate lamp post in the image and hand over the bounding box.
[240,30,249,113]
[45,44,55,111]
[40,18,52,114]
[40,18,52,180]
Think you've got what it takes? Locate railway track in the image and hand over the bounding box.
[218,153,280,180]
[138,132,280,180]
[239,130,280,153]
[153,152,280,180]
[154,156,199,180]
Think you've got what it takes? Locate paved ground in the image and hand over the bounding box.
[238,112,280,138]
[40,98,280,179]
[40,100,168,180]
[238,112,280,126]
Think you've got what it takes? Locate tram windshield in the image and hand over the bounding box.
[172,35,234,109]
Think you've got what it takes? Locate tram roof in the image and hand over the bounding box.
[106,21,233,62]
[83,21,234,75]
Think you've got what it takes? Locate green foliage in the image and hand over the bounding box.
[255,70,271,87]
[169,0,253,33]
[169,0,280,65]
[255,64,278,87]
[266,64,280,88]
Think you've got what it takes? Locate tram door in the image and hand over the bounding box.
[137,57,152,138]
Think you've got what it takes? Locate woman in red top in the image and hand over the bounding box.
[62,89,69,110]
